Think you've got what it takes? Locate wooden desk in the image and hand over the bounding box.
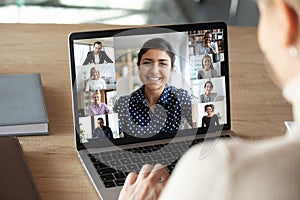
[0,24,293,200]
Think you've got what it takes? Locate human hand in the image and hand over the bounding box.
[205,41,212,48]
[118,163,169,200]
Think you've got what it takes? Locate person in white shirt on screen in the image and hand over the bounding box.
[118,0,300,199]
[85,67,107,91]
[82,41,113,65]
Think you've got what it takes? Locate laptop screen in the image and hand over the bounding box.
[69,22,230,150]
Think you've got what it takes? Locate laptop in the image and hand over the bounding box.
[68,22,236,200]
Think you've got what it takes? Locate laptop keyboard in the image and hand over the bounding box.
[88,135,230,188]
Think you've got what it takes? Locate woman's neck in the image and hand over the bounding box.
[207,113,213,117]
[144,86,164,110]
[205,91,211,96]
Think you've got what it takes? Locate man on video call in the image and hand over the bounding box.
[92,117,113,140]
[197,32,218,55]
[82,41,113,65]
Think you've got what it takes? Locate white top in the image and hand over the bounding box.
[85,78,107,91]
[94,53,100,64]
[159,76,300,200]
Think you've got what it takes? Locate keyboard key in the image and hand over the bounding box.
[120,158,131,165]
[100,174,114,182]
[126,164,139,171]
[130,157,142,163]
[121,153,131,159]
[100,151,111,156]
[140,155,152,162]
[172,151,183,158]
[97,167,116,175]
[103,181,116,188]
[114,172,126,179]
[93,162,107,169]
[100,155,113,162]
[151,154,163,161]
[161,152,172,159]
[115,179,125,186]
[161,146,170,152]
[116,165,128,172]
[109,160,122,167]
[158,159,169,166]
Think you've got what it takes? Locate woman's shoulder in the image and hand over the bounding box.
[169,86,189,95]
[116,95,130,103]
[100,78,106,83]
[211,92,218,97]
[169,86,191,103]
[114,95,129,105]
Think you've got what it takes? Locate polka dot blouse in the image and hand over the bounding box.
[114,84,192,137]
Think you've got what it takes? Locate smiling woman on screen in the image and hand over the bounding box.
[114,38,192,138]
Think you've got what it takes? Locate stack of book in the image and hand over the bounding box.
[0,73,48,136]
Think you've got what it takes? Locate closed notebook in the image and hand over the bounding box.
[0,73,48,136]
[0,137,41,200]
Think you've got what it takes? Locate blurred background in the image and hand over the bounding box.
[0,0,259,26]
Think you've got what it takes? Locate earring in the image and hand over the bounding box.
[288,45,298,57]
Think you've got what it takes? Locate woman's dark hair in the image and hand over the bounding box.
[137,38,175,68]
[204,104,214,112]
[204,80,214,88]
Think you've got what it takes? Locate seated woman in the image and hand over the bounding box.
[85,67,107,91]
[119,1,300,199]
[201,104,219,128]
[114,38,192,137]
[199,80,217,103]
[197,55,219,79]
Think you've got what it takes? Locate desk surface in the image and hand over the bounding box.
[0,24,293,200]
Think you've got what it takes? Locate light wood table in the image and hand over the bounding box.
[0,24,293,200]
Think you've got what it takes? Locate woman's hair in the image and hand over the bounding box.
[202,55,214,70]
[137,38,175,68]
[204,80,214,88]
[204,104,214,112]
